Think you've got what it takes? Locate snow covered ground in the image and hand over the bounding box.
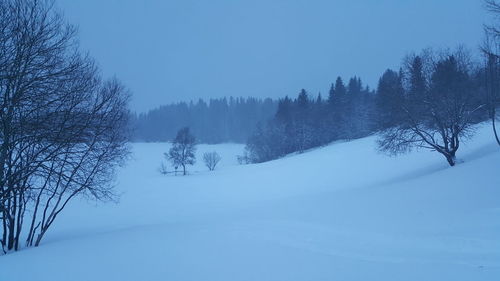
[1,124,500,281]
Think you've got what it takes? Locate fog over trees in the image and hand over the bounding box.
[131,1,499,168]
[243,47,494,166]
[2,1,498,280]
[132,97,277,143]
[0,0,497,258]
[138,45,496,168]
[244,78,375,163]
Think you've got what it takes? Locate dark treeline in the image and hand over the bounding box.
[245,77,375,163]
[132,97,277,143]
[245,47,496,165]
[243,1,500,165]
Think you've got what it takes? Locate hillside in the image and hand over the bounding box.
[1,124,499,281]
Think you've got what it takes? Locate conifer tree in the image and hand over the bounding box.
[328,83,336,106]
[334,77,347,104]
[376,69,404,129]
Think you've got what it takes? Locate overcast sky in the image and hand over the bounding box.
[58,0,487,112]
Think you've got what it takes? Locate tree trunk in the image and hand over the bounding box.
[444,153,456,167]
[7,217,14,250]
[1,212,7,252]
[6,193,16,251]
[34,229,46,247]
[493,112,500,146]
[182,164,186,176]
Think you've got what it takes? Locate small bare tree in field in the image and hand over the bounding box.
[159,161,169,175]
[203,152,221,171]
[166,127,196,176]
[0,0,130,252]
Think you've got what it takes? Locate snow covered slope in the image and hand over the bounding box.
[1,125,499,281]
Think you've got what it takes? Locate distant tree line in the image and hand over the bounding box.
[134,0,500,167]
[245,77,375,163]
[245,47,496,165]
[243,0,500,165]
[132,97,277,143]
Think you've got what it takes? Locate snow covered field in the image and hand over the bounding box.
[1,124,499,281]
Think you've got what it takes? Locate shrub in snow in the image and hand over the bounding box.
[159,162,169,175]
[203,151,221,171]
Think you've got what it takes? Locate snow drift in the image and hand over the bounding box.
[1,124,499,281]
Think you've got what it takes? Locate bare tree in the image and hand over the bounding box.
[485,0,500,39]
[483,0,500,145]
[166,127,196,176]
[159,161,169,175]
[0,0,130,252]
[483,50,500,146]
[203,151,221,171]
[378,49,482,166]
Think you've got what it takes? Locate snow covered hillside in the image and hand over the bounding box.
[1,124,499,281]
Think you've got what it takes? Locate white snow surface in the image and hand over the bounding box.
[1,124,500,281]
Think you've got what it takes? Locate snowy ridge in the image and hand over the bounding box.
[1,124,499,281]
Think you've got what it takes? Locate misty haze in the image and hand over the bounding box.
[0,1,499,281]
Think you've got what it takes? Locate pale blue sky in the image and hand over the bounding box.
[58,0,487,112]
